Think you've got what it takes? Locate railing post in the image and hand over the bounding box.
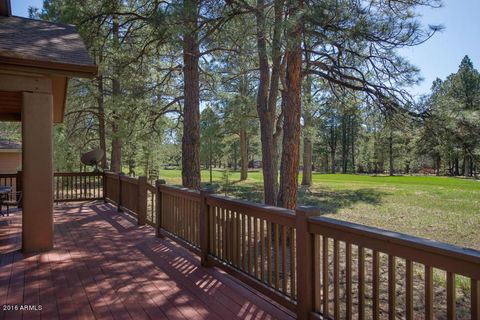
[16,170,22,207]
[200,188,213,267]
[117,173,123,212]
[102,171,107,203]
[295,206,318,320]
[137,176,148,226]
[155,179,166,238]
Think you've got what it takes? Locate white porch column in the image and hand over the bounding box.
[21,92,54,252]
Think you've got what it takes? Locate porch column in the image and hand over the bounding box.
[21,92,54,252]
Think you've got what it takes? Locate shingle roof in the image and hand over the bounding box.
[0,139,20,150]
[0,15,97,77]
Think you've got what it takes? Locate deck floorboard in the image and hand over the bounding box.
[0,202,294,320]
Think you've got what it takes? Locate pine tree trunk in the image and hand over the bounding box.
[301,72,313,186]
[351,116,355,173]
[255,0,282,205]
[330,125,336,173]
[465,154,471,178]
[389,127,394,176]
[209,140,213,184]
[240,128,248,180]
[277,0,302,209]
[341,115,348,173]
[110,16,122,173]
[181,0,201,189]
[301,136,312,185]
[96,71,107,170]
[233,142,238,171]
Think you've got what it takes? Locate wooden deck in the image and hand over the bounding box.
[0,202,294,320]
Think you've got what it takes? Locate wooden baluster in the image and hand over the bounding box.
[168,194,175,234]
[388,255,396,320]
[56,175,59,201]
[260,218,265,282]
[323,236,329,317]
[333,240,340,319]
[425,265,433,320]
[346,243,352,319]
[190,199,194,243]
[447,272,456,319]
[223,208,227,261]
[137,176,147,226]
[230,210,235,265]
[233,211,238,266]
[240,213,247,270]
[267,221,272,286]
[181,196,185,239]
[245,215,252,274]
[226,209,231,262]
[472,279,479,320]
[274,224,279,288]
[211,206,217,257]
[178,195,182,236]
[163,194,167,231]
[372,250,380,320]
[236,212,241,267]
[314,236,321,311]
[222,208,227,261]
[290,227,296,299]
[174,195,177,234]
[252,216,257,276]
[217,206,222,259]
[185,198,189,241]
[282,225,287,293]
[358,246,365,320]
[406,260,414,320]
[155,181,165,237]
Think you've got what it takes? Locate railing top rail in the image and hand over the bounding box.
[0,173,18,177]
[119,175,139,184]
[207,194,296,226]
[159,184,201,199]
[54,172,103,176]
[309,216,480,278]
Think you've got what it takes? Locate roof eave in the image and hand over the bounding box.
[0,56,98,78]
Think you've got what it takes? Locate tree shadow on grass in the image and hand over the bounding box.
[297,186,387,214]
[212,181,387,215]
[223,182,265,203]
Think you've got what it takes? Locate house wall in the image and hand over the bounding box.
[0,151,21,173]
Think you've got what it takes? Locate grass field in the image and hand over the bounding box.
[158,169,480,250]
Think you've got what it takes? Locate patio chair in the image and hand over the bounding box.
[1,191,22,216]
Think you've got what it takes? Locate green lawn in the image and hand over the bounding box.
[158,169,480,250]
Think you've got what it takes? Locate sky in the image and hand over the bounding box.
[11,0,480,98]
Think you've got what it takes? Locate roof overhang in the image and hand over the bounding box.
[0,71,71,123]
[0,14,97,123]
[0,55,97,78]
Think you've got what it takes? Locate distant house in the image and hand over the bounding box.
[0,139,21,174]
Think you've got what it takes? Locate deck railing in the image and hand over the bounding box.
[100,172,479,319]
[1,171,479,319]
[54,172,103,202]
[0,172,103,202]
[0,173,20,201]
